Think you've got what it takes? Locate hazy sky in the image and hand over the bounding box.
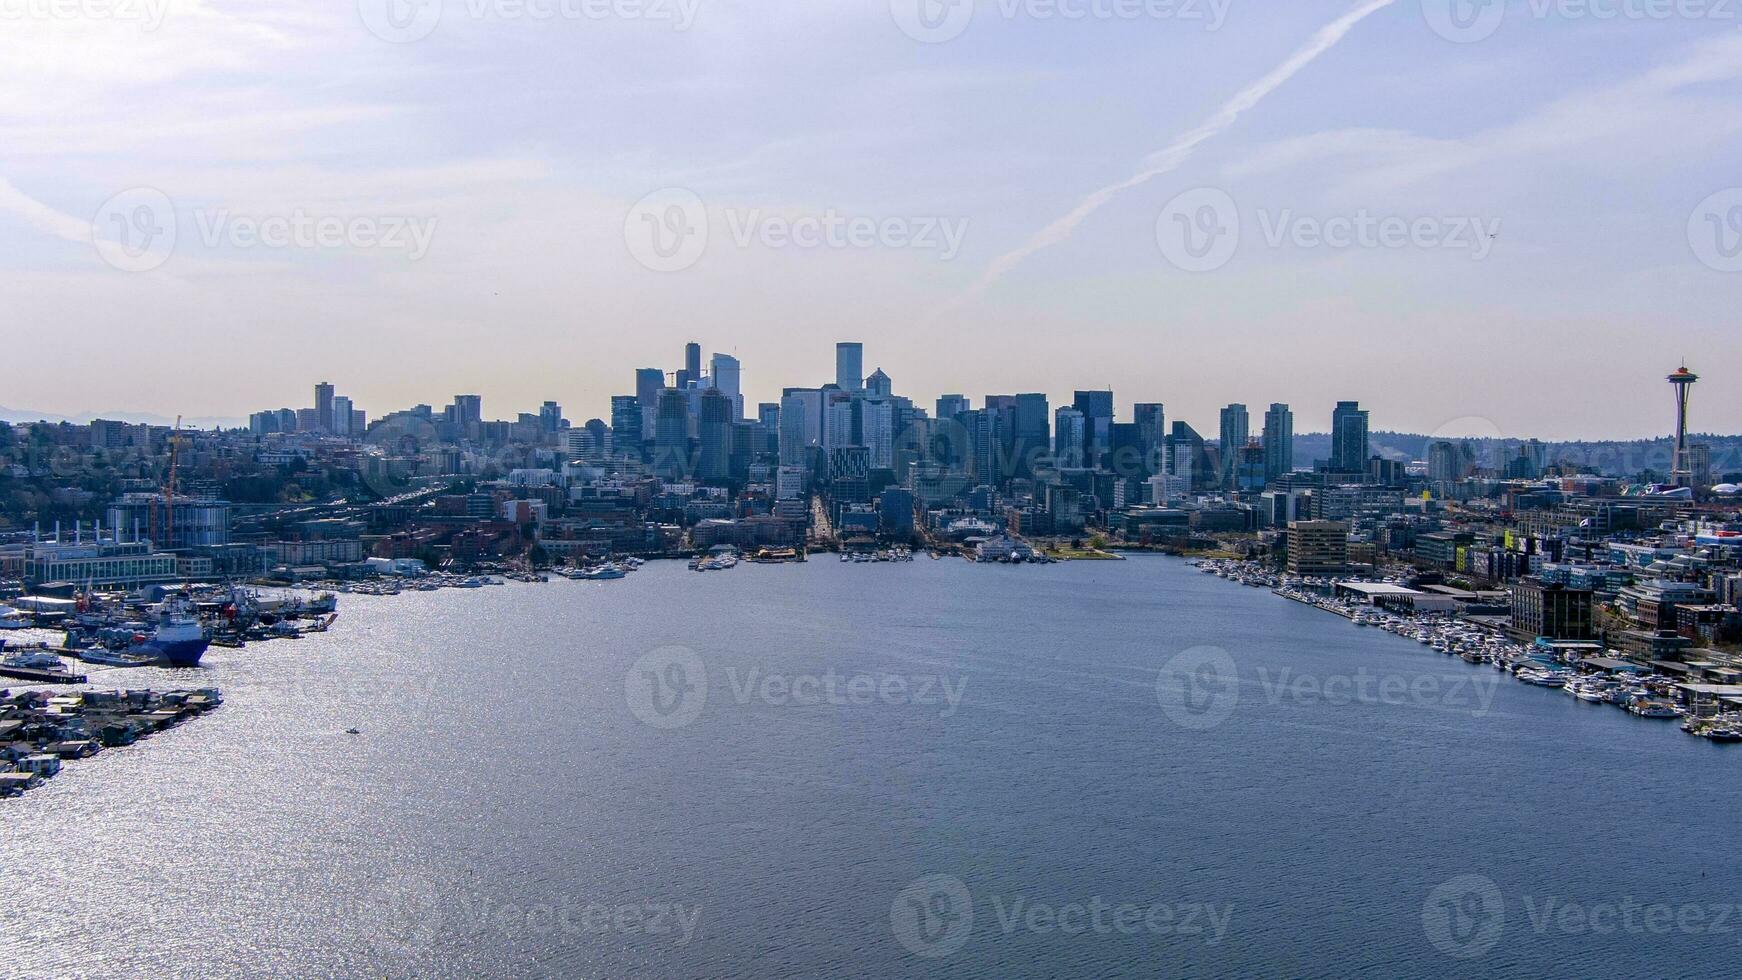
[4,0,1741,440]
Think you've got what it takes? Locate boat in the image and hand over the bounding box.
[0,606,30,630]
[1705,727,1742,743]
[125,597,211,668]
[0,649,86,683]
[577,564,628,580]
[78,647,156,668]
[1629,701,1679,719]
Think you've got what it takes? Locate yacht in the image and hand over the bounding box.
[0,606,30,630]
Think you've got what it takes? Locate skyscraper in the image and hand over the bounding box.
[1219,404,1249,488]
[452,394,482,427]
[1134,403,1165,469]
[653,388,691,479]
[710,353,742,420]
[635,368,664,440]
[836,342,864,392]
[696,387,732,481]
[1330,401,1369,475]
[1054,407,1087,468]
[331,394,353,438]
[1072,390,1114,466]
[866,368,893,399]
[610,395,641,460]
[1263,404,1293,483]
[677,342,702,390]
[1013,393,1050,475]
[936,394,968,420]
[314,382,336,433]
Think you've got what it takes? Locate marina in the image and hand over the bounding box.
[1194,558,1742,744]
[0,687,221,797]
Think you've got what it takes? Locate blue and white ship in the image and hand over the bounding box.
[128,598,210,668]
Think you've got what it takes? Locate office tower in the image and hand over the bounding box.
[1167,421,1207,489]
[1054,407,1087,468]
[1219,404,1249,488]
[610,396,640,460]
[1668,365,1699,486]
[1236,442,1267,492]
[824,393,855,450]
[710,353,742,420]
[1263,403,1293,482]
[862,398,896,469]
[866,368,893,400]
[540,401,563,433]
[1691,443,1713,489]
[778,394,811,469]
[331,395,354,438]
[452,394,482,427]
[315,382,335,433]
[836,342,864,392]
[1072,390,1114,466]
[937,394,969,420]
[1330,401,1369,474]
[697,387,733,481]
[1134,403,1165,467]
[1010,393,1049,476]
[636,368,664,440]
[675,342,702,390]
[653,388,691,479]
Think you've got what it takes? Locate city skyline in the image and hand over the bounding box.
[3,4,1741,439]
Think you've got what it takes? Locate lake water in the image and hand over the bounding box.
[3,554,1738,978]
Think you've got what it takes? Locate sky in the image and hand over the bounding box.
[3,0,1741,441]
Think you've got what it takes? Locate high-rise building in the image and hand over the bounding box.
[610,395,641,460]
[677,342,702,390]
[1054,407,1087,468]
[1219,404,1249,488]
[937,394,968,420]
[836,342,864,392]
[1428,441,1474,482]
[1287,520,1348,576]
[539,401,563,433]
[1669,365,1699,486]
[1013,393,1050,474]
[866,368,893,400]
[710,353,742,420]
[315,382,335,433]
[778,394,811,470]
[1330,401,1369,475]
[331,395,354,438]
[1072,390,1114,466]
[452,394,482,427]
[653,388,691,480]
[1134,403,1165,470]
[696,387,733,481]
[1263,403,1293,483]
[636,368,665,440]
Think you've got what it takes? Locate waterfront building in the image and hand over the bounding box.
[1511,577,1595,641]
[106,493,230,550]
[29,538,179,588]
[1287,520,1349,575]
[1262,403,1293,483]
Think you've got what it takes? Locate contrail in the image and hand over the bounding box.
[934,0,1399,320]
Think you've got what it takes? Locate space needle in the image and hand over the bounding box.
[1668,365,1699,487]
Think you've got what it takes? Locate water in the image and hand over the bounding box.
[3,555,1738,978]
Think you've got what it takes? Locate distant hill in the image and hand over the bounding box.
[0,407,244,429]
[1288,431,1742,479]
